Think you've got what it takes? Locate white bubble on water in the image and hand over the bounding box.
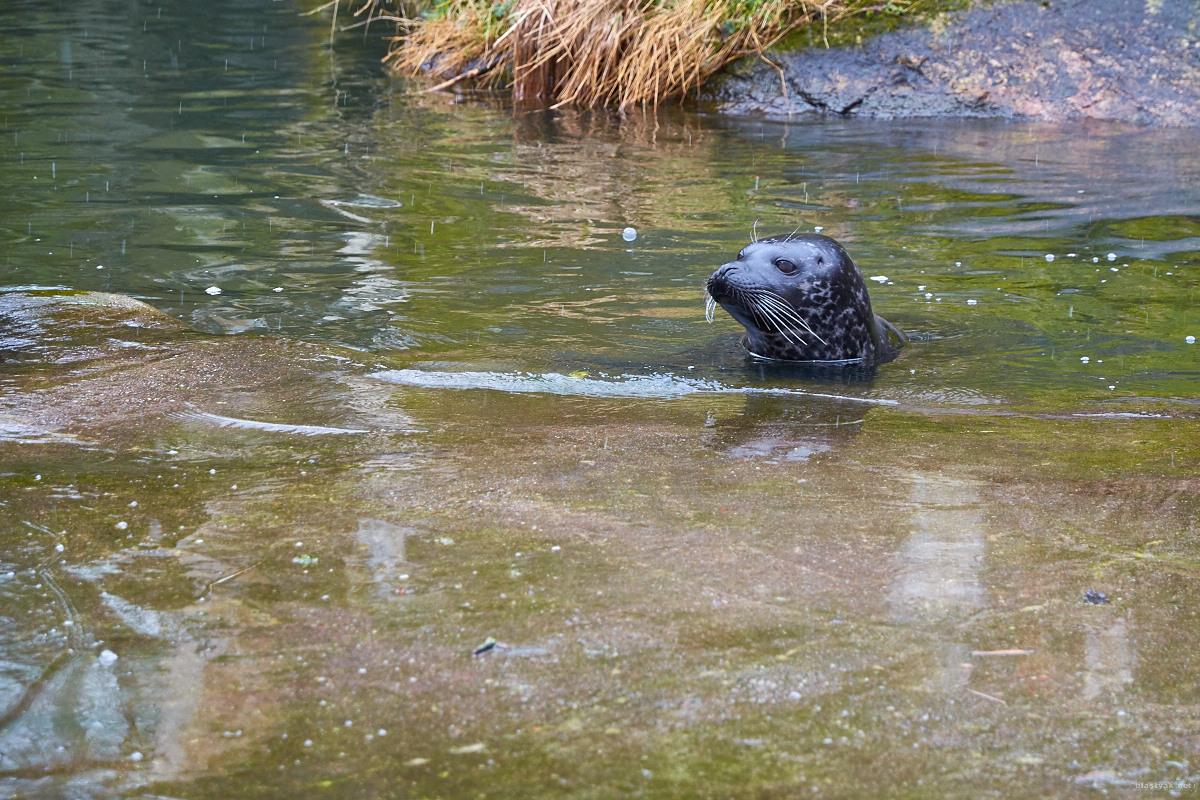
[205,286,222,295]
[1186,335,1196,344]
[1045,254,1055,262]
[1107,252,1117,261]
[1080,356,1090,363]
[98,649,118,666]
[621,227,637,242]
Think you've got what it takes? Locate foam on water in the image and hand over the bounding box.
[176,409,371,435]
[371,369,898,406]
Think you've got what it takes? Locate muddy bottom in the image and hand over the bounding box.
[1,292,1197,798]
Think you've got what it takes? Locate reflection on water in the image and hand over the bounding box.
[1,0,1200,796]
[2,0,1197,407]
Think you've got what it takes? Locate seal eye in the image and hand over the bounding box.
[775,258,797,275]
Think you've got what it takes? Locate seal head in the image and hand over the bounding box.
[705,234,902,364]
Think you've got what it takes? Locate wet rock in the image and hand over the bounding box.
[0,289,397,446]
[708,0,1200,125]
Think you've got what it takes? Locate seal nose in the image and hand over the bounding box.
[706,263,737,297]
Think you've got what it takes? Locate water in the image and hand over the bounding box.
[4,0,1197,408]
[2,0,1199,797]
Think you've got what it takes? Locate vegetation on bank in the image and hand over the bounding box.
[317,0,922,109]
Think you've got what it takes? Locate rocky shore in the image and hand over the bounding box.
[707,0,1200,125]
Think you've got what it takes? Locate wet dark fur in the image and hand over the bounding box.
[706,234,903,365]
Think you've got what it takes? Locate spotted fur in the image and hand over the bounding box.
[705,234,903,364]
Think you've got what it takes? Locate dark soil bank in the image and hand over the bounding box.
[707,0,1200,125]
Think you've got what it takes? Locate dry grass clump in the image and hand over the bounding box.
[331,0,880,109]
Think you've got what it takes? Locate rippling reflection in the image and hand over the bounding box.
[2,0,1200,797]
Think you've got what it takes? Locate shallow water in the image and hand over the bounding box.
[1,0,1199,797]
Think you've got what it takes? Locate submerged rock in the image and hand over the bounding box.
[708,0,1200,125]
[0,289,400,447]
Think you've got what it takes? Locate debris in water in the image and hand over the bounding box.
[473,637,497,656]
[1084,589,1110,605]
[98,649,119,666]
[966,688,1007,704]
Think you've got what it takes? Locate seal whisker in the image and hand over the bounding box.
[704,293,716,324]
[783,225,803,243]
[745,289,829,346]
[758,293,825,345]
[751,219,760,244]
[745,295,807,346]
[753,292,830,346]
[756,303,808,346]
[769,303,828,347]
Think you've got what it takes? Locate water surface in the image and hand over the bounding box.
[1,0,1199,797]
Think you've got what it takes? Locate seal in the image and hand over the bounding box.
[705,233,903,365]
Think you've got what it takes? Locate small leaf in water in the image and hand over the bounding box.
[449,742,486,754]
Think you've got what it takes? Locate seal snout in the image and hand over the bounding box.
[705,262,740,302]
